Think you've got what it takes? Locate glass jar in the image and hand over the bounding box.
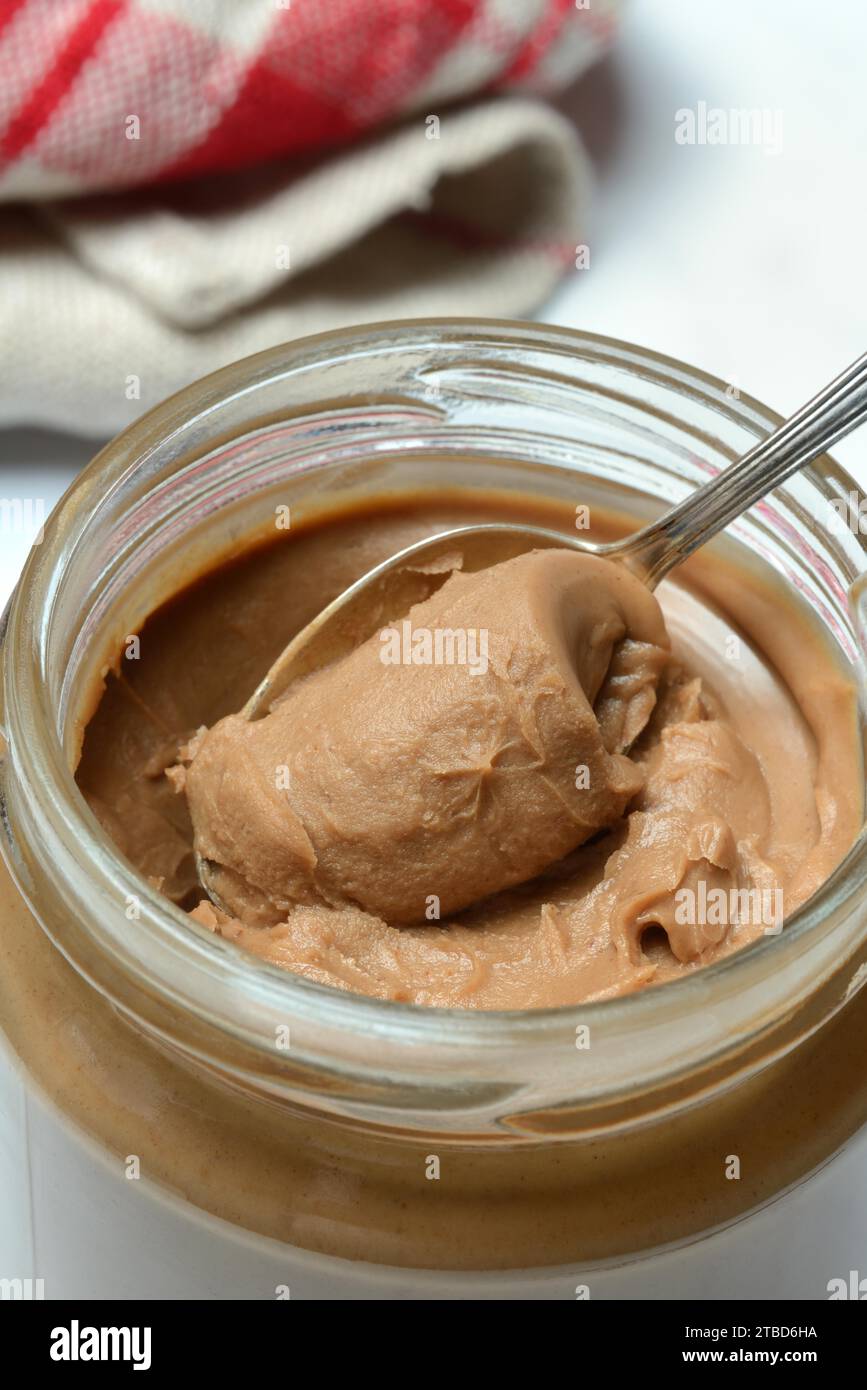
[1,319,866,1300]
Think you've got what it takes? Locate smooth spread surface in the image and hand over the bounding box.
[77,499,863,1009]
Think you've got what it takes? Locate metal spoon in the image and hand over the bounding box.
[197,348,867,902]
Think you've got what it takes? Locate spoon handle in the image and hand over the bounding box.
[619,348,867,587]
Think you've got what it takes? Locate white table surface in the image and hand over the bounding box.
[1,0,865,607]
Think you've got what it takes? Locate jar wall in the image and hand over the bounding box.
[1,324,866,1296]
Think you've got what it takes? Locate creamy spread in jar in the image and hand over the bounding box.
[77,494,861,1009]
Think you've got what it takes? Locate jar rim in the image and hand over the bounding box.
[4,318,867,1108]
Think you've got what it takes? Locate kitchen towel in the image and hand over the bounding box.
[0,0,620,434]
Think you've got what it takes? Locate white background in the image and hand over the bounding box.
[1,0,865,606]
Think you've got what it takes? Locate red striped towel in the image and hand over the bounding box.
[0,0,620,432]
